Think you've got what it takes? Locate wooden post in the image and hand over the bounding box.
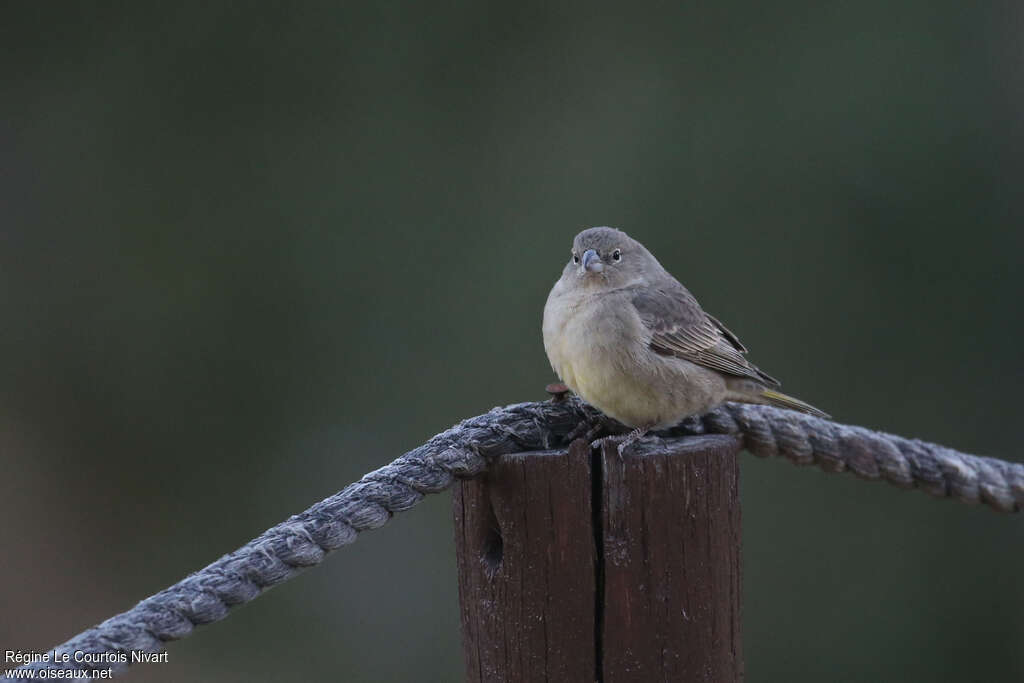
[453,434,744,682]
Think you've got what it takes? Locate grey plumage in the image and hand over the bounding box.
[632,288,781,387]
[542,226,828,430]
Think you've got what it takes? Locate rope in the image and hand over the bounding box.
[7,398,1020,678]
[693,402,1023,512]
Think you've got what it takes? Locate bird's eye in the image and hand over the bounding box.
[572,253,580,264]
[612,249,622,262]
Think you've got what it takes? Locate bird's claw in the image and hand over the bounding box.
[591,427,651,461]
[567,413,619,444]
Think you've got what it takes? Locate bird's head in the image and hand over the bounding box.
[562,226,662,291]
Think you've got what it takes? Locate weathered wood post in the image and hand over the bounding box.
[453,434,744,682]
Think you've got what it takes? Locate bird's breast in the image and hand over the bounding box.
[543,290,649,422]
[543,286,724,428]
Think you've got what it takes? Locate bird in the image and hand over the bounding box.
[542,226,828,449]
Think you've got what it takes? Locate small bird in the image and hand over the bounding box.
[543,226,828,447]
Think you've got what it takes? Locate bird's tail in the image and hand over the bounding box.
[756,389,831,419]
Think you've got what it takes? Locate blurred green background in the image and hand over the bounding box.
[2,2,1022,681]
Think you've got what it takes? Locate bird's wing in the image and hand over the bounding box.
[631,285,780,387]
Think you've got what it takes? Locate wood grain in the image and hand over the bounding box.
[454,434,743,682]
[454,439,597,683]
[600,434,743,682]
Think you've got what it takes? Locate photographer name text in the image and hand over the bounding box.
[5,650,168,665]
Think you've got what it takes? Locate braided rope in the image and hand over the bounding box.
[8,398,1020,678]
[684,402,1023,512]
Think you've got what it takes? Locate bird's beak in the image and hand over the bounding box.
[580,249,603,274]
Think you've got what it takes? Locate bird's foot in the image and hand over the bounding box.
[593,426,651,460]
[567,412,620,444]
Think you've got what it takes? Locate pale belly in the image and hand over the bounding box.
[560,354,680,427]
[544,292,723,428]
